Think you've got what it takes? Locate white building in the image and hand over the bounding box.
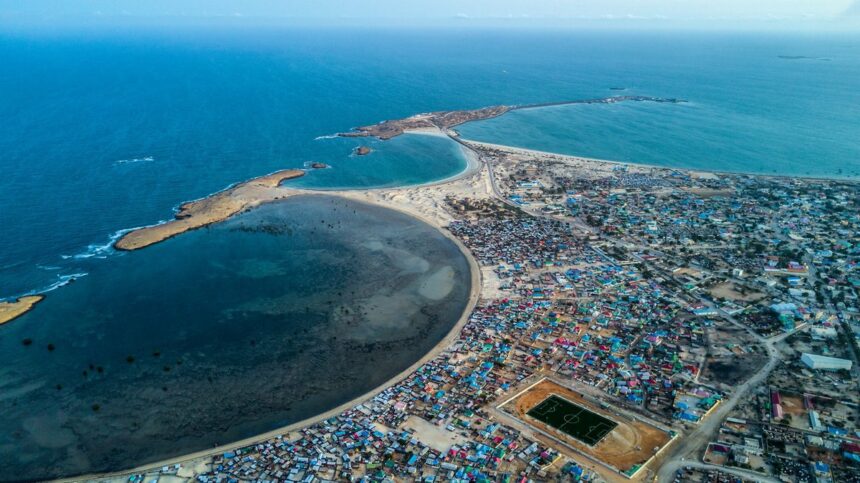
[811,326,838,340]
[801,353,853,371]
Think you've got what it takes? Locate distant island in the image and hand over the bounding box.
[338,95,685,140]
[115,169,304,251]
[778,55,831,61]
[0,295,44,325]
[354,146,372,156]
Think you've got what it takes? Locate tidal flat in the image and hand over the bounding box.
[0,195,472,480]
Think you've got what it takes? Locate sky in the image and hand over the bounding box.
[1,0,858,30]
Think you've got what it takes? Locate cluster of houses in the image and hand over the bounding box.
[485,146,860,482]
[126,146,858,482]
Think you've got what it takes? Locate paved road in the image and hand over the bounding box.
[654,339,780,482]
[658,460,781,483]
[465,141,800,483]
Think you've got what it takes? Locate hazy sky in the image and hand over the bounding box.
[1,0,858,29]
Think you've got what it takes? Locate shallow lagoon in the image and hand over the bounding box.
[0,196,472,479]
[456,100,860,179]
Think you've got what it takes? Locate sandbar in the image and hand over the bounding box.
[115,169,304,251]
[339,96,684,141]
[0,295,44,325]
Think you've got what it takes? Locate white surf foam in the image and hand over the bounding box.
[61,226,142,260]
[114,156,155,165]
[41,272,89,293]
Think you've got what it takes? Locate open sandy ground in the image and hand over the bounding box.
[0,295,44,325]
[500,379,672,475]
[114,169,305,251]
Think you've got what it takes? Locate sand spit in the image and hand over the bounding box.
[340,105,510,140]
[339,96,684,141]
[114,169,305,251]
[0,295,44,325]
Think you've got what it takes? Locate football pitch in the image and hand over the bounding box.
[527,395,618,446]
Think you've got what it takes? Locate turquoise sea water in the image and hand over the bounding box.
[1,27,859,477]
[457,89,860,178]
[455,33,860,177]
[2,29,859,298]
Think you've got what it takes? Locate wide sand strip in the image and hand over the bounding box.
[115,169,305,251]
[0,295,44,325]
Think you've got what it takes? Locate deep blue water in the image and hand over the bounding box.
[0,196,471,479]
[2,28,859,299]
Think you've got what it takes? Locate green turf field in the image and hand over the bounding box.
[527,395,617,446]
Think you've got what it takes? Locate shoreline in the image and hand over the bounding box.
[114,169,305,251]
[10,99,854,479]
[337,95,684,141]
[0,295,45,325]
[458,138,860,184]
[60,193,483,483]
[292,128,482,193]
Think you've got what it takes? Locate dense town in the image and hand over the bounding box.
[111,140,858,483]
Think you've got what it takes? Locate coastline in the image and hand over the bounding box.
[337,96,684,141]
[114,169,305,251]
[458,138,860,184]
[112,129,475,254]
[372,129,483,189]
[297,128,483,193]
[62,193,483,483]
[0,295,44,325]
[457,137,860,184]
[0,127,472,326]
[20,99,855,480]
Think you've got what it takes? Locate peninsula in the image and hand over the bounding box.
[1,96,686,325]
[117,96,681,252]
[0,295,44,325]
[115,169,304,251]
[339,95,684,140]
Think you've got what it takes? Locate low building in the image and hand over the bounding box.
[811,326,838,340]
[800,353,853,371]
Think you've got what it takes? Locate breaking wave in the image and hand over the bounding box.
[60,227,141,260]
[114,156,155,165]
[41,272,89,293]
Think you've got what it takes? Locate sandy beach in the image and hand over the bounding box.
[112,128,479,253]
[0,295,44,325]
[458,138,858,184]
[114,169,305,251]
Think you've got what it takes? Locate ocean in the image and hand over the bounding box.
[0,26,858,477]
